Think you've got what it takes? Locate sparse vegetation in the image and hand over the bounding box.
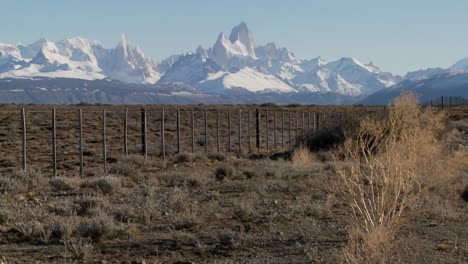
[0,101,466,263]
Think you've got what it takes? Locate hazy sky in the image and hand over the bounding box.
[1,0,467,75]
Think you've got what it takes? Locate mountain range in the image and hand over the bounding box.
[0,22,467,104]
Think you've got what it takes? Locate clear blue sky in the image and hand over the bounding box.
[1,0,467,75]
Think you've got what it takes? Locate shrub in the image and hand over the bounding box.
[304,126,346,152]
[82,177,120,195]
[76,214,115,243]
[14,221,51,243]
[337,92,448,263]
[50,216,77,240]
[243,170,257,179]
[214,166,233,181]
[291,147,316,169]
[175,153,192,164]
[49,178,74,192]
[208,153,226,161]
[75,197,105,217]
[65,238,94,260]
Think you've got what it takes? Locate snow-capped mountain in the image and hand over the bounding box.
[4,21,465,101]
[0,35,159,83]
[159,22,401,95]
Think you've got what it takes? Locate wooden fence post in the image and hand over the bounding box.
[316,112,320,132]
[281,111,285,148]
[102,109,107,175]
[177,108,181,154]
[274,111,277,148]
[52,108,57,176]
[217,109,220,153]
[79,109,84,177]
[191,109,195,153]
[255,109,260,150]
[21,108,26,171]
[295,112,299,146]
[441,96,444,109]
[248,109,252,152]
[228,110,232,152]
[238,109,242,155]
[308,112,311,133]
[141,108,147,158]
[266,109,269,151]
[204,109,208,153]
[161,108,165,161]
[124,108,128,156]
[302,111,305,143]
[288,111,292,149]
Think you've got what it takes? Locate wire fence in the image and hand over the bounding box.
[1,100,462,177]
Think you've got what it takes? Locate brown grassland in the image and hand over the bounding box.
[0,95,467,263]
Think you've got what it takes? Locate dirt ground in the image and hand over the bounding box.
[0,105,466,263]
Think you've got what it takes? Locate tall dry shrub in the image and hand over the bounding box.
[338,92,448,263]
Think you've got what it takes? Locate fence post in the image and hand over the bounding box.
[255,108,260,150]
[191,109,195,153]
[248,109,252,152]
[102,109,107,175]
[274,111,277,149]
[308,112,311,133]
[266,109,269,151]
[295,112,299,146]
[52,108,57,177]
[441,96,444,109]
[282,111,285,148]
[228,110,232,152]
[21,108,26,171]
[204,109,208,153]
[217,109,220,153]
[79,109,84,177]
[288,111,291,149]
[316,112,320,132]
[124,108,128,156]
[141,108,147,158]
[177,108,181,154]
[302,111,305,143]
[161,108,165,161]
[238,109,242,155]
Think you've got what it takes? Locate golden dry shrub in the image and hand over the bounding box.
[337,92,450,263]
[291,147,317,169]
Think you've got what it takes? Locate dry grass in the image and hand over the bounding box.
[291,147,317,169]
[337,92,460,263]
[0,103,466,263]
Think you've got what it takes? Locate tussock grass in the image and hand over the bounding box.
[291,147,317,169]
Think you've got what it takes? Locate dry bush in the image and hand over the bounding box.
[291,147,317,169]
[0,168,46,194]
[109,160,144,183]
[214,166,233,181]
[174,153,193,164]
[337,92,452,263]
[76,213,116,243]
[50,216,79,240]
[49,177,74,192]
[74,197,107,217]
[81,176,121,195]
[14,221,51,243]
[64,238,94,260]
